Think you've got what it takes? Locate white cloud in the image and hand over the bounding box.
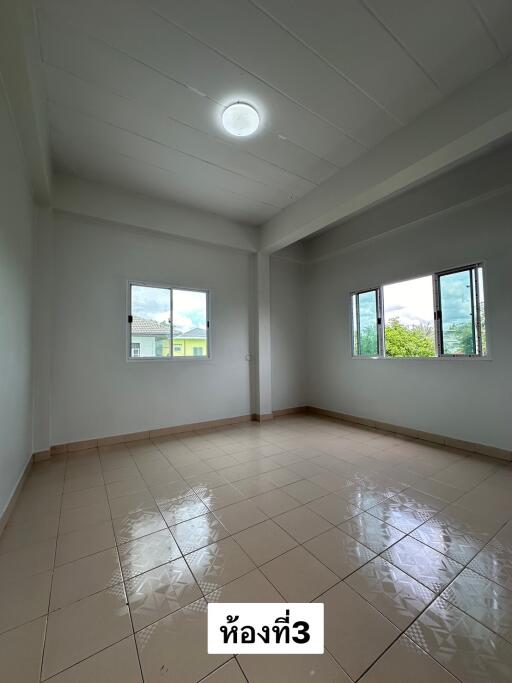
[383,276,434,327]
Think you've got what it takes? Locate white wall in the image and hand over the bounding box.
[0,78,34,515]
[270,255,305,411]
[50,213,253,444]
[305,188,512,450]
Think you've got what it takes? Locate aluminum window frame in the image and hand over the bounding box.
[351,262,488,360]
[127,280,211,362]
[434,263,486,358]
[350,288,382,358]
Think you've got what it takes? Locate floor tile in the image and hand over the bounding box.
[149,480,193,506]
[113,508,166,544]
[250,488,299,517]
[382,536,464,593]
[260,546,338,601]
[239,650,352,682]
[47,636,142,682]
[187,537,255,594]
[282,479,329,503]
[119,529,181,580]
[346,556,436,630]
[468,535,512,591]
[319,581,399,680]
[55,520,116,566]
[199,484,246,511]
[0,538,55,582]
[274,506,333,543]
[234,519,297,565]
[412,479,463,503]
[170,513,229,555]
[305,527,375,578]
[339,512,405,553]
[214,500,267,534]
[0,570,52,634]
[359,634,457,682]
[0,617,46,683]
[368,499,434,533]
[407,597,512,682]
[61,486,107,511]
[206,568,283,603]
[201,659,246,682]
[42,584,132,679]
[307,493,360,525]
[50,547,122,610]
[109,490,158,519]
[126,557,202,631]
[441,567,512,643]
[0,512,59,553]
[411,518,487,564]
[58,500,111,535]
[106,477,148,500]
[159,493,210,526]
[135,599,230,683]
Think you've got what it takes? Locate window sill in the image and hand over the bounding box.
[351,355,491,361]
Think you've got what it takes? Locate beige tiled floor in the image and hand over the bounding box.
[1,414,512,681]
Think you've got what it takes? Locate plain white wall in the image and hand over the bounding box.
[270,255,305,411]
[32,206,54,453]
[0,79,34,515]
[305,189,512,450]
[50,213,253,444]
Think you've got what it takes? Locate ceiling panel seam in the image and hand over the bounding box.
[467,0,506,58]
[50,125,285,211]
[150,7,371,149]
[359,0,443,94]
[47,97,317,196]
[249,0,404,126]
[38,9,350,171]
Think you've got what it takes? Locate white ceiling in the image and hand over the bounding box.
[35,0,512,225]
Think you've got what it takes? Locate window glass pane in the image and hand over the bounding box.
[383,276,435,357]
[130,285,170,358]
[439,269,476,355]
[172,289,208,357]
[355,290,378,356]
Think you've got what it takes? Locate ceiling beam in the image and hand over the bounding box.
[260,58,512,253]
[52,174,259,253]
[0,0,51,203]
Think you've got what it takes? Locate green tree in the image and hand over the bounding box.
[385,318,435,357]
[359,325,378,356]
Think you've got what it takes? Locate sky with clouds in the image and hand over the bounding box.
[131,285,207,332]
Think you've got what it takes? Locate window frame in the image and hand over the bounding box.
[350,262,489,360]
[350,288,383,358]
[433,263,486,358]
[127,280,211,362]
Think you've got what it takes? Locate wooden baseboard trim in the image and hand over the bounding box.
[32,450,51,462]
[252,413,274,422]
[48,414,253,455]
[0,456,32,537]
[307,406,512,462]
[272,406,308,417]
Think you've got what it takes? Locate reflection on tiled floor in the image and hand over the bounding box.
[1,414,512,681]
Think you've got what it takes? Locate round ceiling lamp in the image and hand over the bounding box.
[222,102,260,137]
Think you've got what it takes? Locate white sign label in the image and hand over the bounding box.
[208,603,324,654]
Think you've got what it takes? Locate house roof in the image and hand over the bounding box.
[131,316,170,336]
[174,327,207,339]
[131,317,206,339]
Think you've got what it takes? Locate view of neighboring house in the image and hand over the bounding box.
[130,316,207,357]
[173,327,208,357]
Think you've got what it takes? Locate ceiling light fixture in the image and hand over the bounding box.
[222,102,260,137]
